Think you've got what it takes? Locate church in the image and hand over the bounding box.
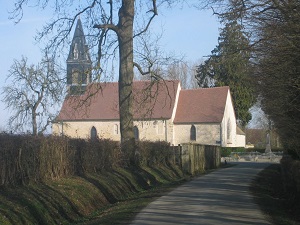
[52,19,245,147]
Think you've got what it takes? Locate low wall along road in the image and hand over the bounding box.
[223,151,283,163]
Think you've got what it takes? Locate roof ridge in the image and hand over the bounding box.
[181,86,229,91]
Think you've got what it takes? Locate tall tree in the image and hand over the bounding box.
[2,55,64,135]
[202,0,300,155]
[253,0,300,154]
[196,20,255,127]
[11,0,178,162]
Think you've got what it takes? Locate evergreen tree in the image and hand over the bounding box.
[196,20,255,127]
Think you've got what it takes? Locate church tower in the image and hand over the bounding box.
[67,18,92,95]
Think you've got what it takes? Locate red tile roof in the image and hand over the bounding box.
[56,80,180,121]
[173,86,229,124]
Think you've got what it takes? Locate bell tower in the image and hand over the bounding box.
[67,18,92,95]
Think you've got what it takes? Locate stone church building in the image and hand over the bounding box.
[52,19,245,147]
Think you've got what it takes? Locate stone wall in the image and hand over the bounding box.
[52,119,171,142]
[173,124,221,146]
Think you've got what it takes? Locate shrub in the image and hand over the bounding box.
[0,134,179,186]
[221,147,231,157]
[221,147,245,157]
[136,141,173,166]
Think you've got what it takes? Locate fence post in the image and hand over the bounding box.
[181,144,191,174]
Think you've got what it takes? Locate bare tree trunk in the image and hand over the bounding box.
[32,111,37,136]
[117,0,136,164]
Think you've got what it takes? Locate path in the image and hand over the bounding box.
[131,162,271,225]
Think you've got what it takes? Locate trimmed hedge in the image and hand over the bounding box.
[0,134,177,186]
[220,147,245,157]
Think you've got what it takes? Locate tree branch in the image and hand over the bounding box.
[133,62,152,76]
[93,23,118,33]
[134,0,158,38]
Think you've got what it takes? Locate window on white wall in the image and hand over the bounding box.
[190,125,196,141]
[91,126,97,140]
[227,119,232,142]
[114,124,119,135]
[133,126,139,140]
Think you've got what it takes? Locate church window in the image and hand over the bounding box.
[114,124,119,135]
[91,126,97,140]
[227,119,232,142]
[72,70,79,85]
[73,43,78,59]
[190,125,196,141]
[133,126,139,141]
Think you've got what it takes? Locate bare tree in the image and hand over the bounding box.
[2,55,64,135]
[10,0,181,161]
[165,61,200,89]
[133,33,200,89]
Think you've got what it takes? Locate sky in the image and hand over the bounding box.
[0,1,221,131]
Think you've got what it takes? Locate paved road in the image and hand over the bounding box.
[131,162,271,225]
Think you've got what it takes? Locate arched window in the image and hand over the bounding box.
[227,119,231,141]
[91,126,97,140]
[72,69,79,85]
[73,43,78,59]
[114,124,119,135]
[133,126,139,140]
[190,125,196,141]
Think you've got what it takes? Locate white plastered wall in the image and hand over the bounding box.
[173,123,221,146]
[52,119,173,142]
[220,89,246,147]
[236,134,246,147]
[52,120,121,140]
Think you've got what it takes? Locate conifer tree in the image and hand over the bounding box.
[196,20,255,127]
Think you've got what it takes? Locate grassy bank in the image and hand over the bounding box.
[250,164,300,225]
[0,164,186,225]
[75,180,187,225]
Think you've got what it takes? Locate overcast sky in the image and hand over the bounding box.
[0,2,220,131]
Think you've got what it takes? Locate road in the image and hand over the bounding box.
[131,162,271,225]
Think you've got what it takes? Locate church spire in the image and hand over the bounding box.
[67,18,92,94]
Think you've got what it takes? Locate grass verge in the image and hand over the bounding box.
[75,164,230,225]
[0,164,187,225]
[75,180,187,225]
[250,164,300,225]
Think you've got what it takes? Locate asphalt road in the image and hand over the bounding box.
[131,162,271,225]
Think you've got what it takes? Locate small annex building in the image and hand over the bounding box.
[52,18,245,147]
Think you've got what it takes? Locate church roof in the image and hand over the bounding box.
[173,86,229,124]
[56,81,230,124]
[236,126,245,135]
[56,80,180,121]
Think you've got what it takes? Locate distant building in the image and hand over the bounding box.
[52,19,245,147]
